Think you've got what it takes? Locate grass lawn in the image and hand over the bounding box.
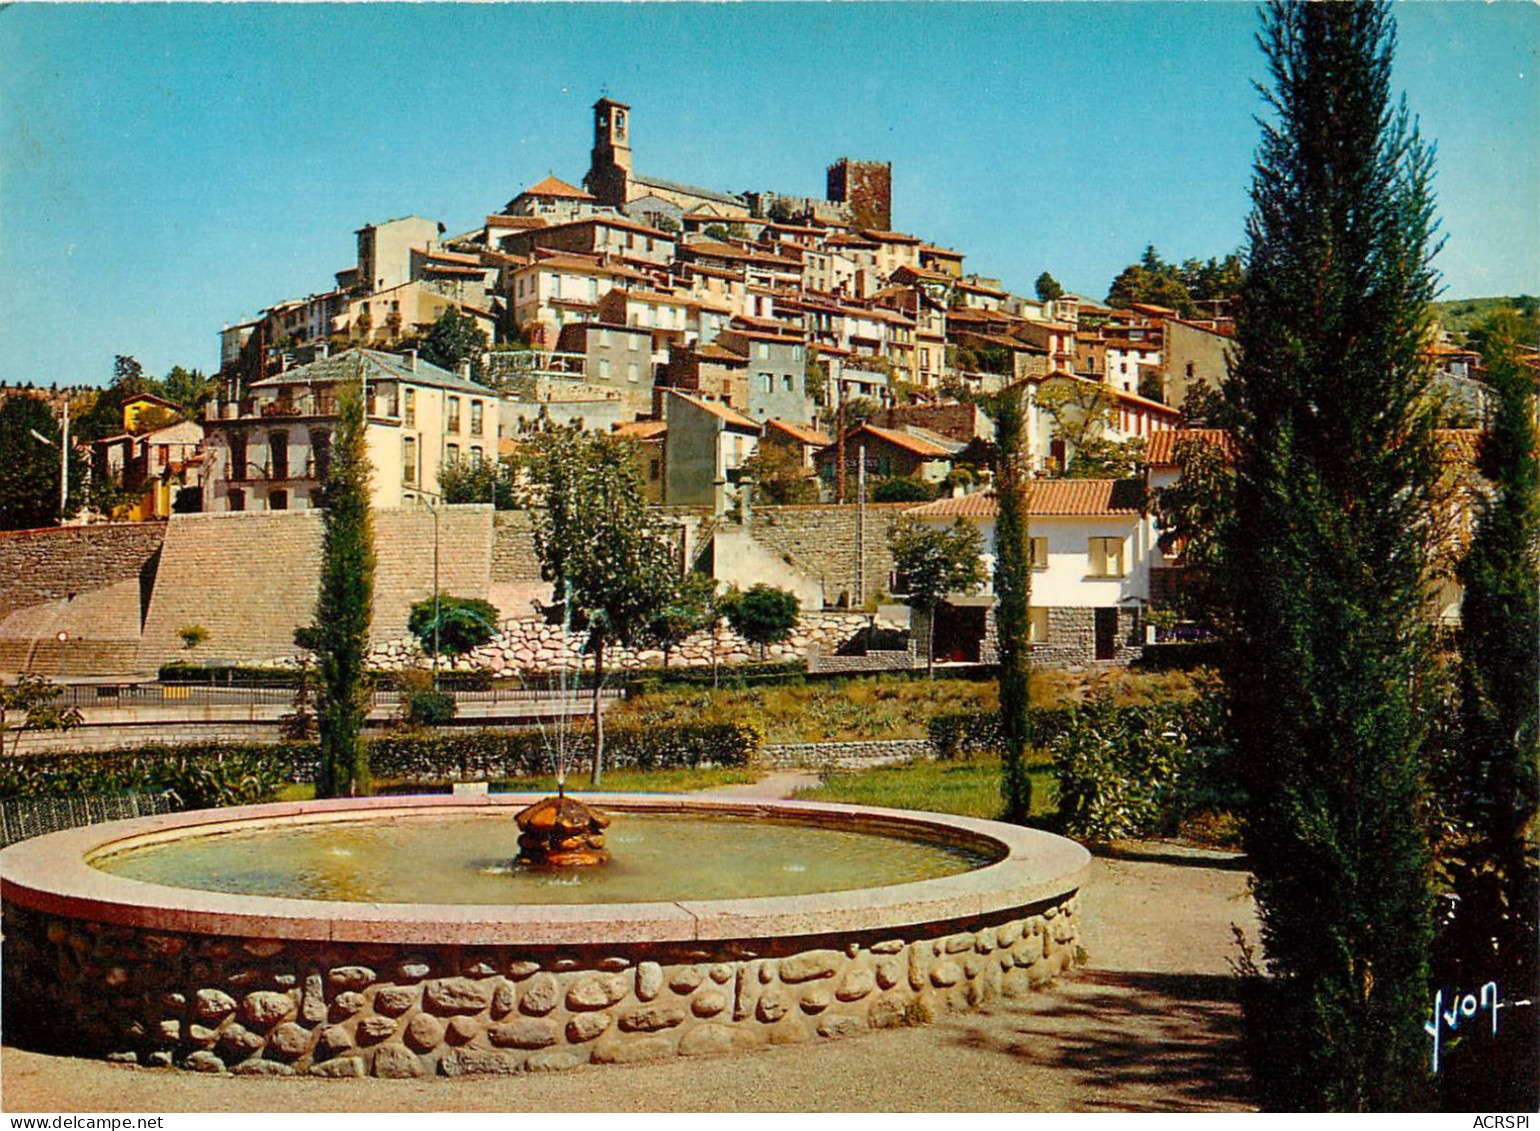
[793,754,1059,822]
[610,668,1207,745]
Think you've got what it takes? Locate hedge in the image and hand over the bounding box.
[0,721,761,804]
[0,742,293,809]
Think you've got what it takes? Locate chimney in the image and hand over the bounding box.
[316,340,330,359]
[457,360,472,381]
[402,348,418,372]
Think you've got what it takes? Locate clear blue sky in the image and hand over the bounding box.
[2,2,1536,387]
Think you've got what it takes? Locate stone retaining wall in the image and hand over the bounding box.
[365,612,894,674]
[0,524,165,624]
[1,893,1081,1077]
[806,649,915,675]
[761,739,931,770]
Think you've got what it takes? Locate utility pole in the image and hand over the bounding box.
[60,400,69,521]
[856,439,866,607]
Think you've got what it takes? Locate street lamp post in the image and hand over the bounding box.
[56,630,70,680]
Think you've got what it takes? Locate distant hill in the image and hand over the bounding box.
[1430,295,1538,339]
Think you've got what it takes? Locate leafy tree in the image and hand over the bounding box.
[648,571,719,668]
[870,475,936,503]
[162,366,219,417]
[991,387,1033,821]
[177,624,209,654]
[805,350,829,407]
[1034,272,1064,303]
[0,674,83,756]
[416,307,490,381]
[655,215,681,235]
[1152,435,1235,633]
[438,455,517,508]
[720,584,800,660]
[1066,435,1145,479]
[1436,314,1540,1109]
[305,378,376,798]
[408,594,500,658]
[1224,1,1444,1109]
[741,442,820,505]
[703,224,732,243]
[1035,377,1116,466]
[0,394,85,530]
[1177,378,1233,429]
[888,517,986,676]
[766,198,794,224]
[75,355,155,443]
[519,426,680,784]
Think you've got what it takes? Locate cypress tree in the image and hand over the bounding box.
[994,386,1033,822]
[1438,314,1540,1107]
[311,376,375,798]
[1225,1,1443,1109]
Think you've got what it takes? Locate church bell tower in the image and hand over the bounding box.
[586,97,633,208]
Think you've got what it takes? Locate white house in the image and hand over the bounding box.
[902,479,1152,665]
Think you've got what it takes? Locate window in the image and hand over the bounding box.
[757,342,770,360]
[268,489,288,511]
[268,431,289,480]
[599,359,612,380]
[759,373,773,393]
[470,400,483,436]
[1088,536,1125,577]
[446,443,460,465]
[631,334,645,351]
[447,396,462,433]
[228,488,246,512]
[403,388,416,426]
[601,328,612,347]
[469,446,483,467]
[311,430,331,482]
[648,458,660,481]
[627,363,639,383]
[1029,537,1048,570]
[1029,607,1049,644]
[783,375,794,392]
[792,345,803,362]
[228,434,248,481]
[403,436,417,486]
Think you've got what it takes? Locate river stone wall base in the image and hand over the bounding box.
[1,894,1081,1077]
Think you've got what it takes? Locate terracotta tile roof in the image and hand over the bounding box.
[486,214,549,230]
[861,229,924,245]
[906,479,1146,519]
[535,214,674,241]
[613,420,667,441]
[518,175,595,201]
[631,173,745,208]
[667,391,761,432]
[1144,429,1234,467]
[697,343,748,362]
[919,243,965,259]
[765,418,832,447]
[851,423,958,459]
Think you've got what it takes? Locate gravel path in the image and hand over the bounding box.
[1,775,1260,1112]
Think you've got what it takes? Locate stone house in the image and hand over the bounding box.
[713,328,814,427]
[817,422,961,489]
[502,175,599,223]
[903,480,1151,666]
[661,391,761,511]
[353,216,444,295]
[331,281,496,350]
[92,418,205,521]
[201,348,498,513]
[612,418,667,504]
[503,253,652,347]
[555,320,657,414]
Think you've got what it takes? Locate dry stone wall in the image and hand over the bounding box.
[1,892,1081,1076]
[364,611,894,674]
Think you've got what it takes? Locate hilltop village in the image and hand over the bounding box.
[0,95,1510,677]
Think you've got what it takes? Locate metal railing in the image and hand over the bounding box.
[55,682,627,709]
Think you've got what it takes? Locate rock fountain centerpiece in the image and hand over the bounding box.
[513,789,611,868]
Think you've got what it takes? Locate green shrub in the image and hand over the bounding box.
[1048,690,1233,842]
[0,743,294,809]
[404,689,456,727]
[871,475,937,503]
[408,594,500,657]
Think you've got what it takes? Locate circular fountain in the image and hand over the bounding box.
[0,794,1090,1077]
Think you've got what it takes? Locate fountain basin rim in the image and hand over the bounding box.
[0,793,1091,946]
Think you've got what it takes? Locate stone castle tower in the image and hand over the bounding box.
[826,158,892,231]
[584,97,633,209]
